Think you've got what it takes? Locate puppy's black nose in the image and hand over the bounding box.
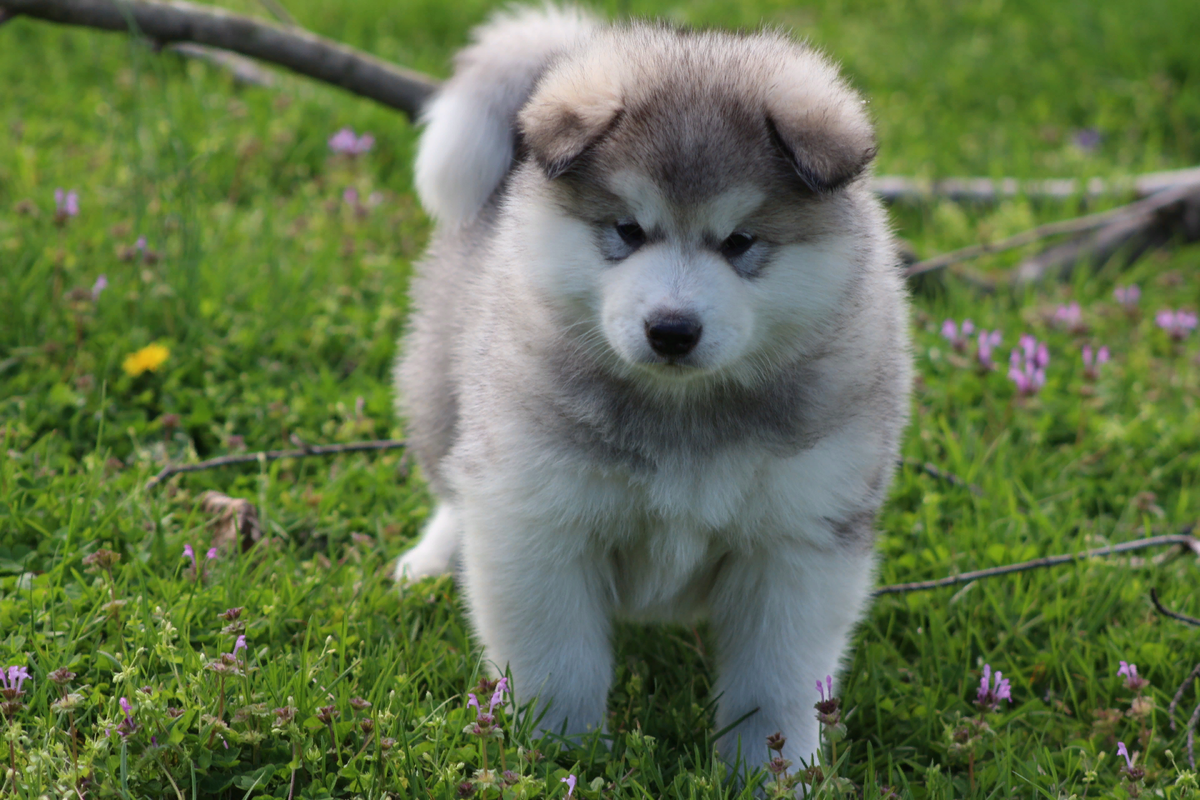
[645,314,702,358]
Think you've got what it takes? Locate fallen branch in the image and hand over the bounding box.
[145,438,407,489]
[1012,185,1200,284]
[0,0,438,120]
[904,181,1200,279]
[1151,587,1200,627]
[872,166,1200,204]
[873,532,1199,596]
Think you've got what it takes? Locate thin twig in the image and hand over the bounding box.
[871,166,1200,204]
[256,0,297,28]
[168,43,276,87]
[0,0,438,119]
[903,181,1200,278]
[1170,663,1200,731]
[873,532,1199,596]
[901,458,984,496]
[1150,587,1200,627]
[1189,702,1200,770]
[145,439,407,489]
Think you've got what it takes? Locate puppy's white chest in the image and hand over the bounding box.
[610,521,723,621]
[632,445,770,530]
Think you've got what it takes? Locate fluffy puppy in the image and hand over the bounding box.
[395,5,912,772]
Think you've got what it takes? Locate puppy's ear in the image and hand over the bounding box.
[765,51,877,193]
[519,69,622,180]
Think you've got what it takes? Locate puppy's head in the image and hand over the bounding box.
[514,25,881,385]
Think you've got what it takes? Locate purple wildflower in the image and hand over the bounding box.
[1081,344,1110,380]
[975,663,1012,712]
[1,665,31,699]
[1053,301,1082,328]
[91,274,108,301]
[1113,284,1140,310]
[328,127,375,155]
[184,544,218,565]
[1156,309,1198,341]
[1117,741,1145,781]
[54,188,80,218]
[135,236,147,252]
[1117,661,1148,692]
[561,775,577,799]
[976,330,1002,370]
[1117,741,1133,770]
[116,696,139,739]
[489,676,509,711]
[343,188,359,206]
[232,635,247,659]
[1009,335,1048,396]
[941,318,974,352]
[1073,128,1102,152]
[814,674,841,726]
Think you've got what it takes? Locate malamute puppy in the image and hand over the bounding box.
[395,5,912,773]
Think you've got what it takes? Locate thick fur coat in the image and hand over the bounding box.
[395,5,912,772]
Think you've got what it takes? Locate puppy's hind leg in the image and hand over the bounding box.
[395,504,459,582]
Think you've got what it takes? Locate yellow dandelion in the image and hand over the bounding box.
[122,343,170,377]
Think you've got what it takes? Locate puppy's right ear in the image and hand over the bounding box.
[519,69,622,180]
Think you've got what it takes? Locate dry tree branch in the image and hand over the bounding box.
[872,166,1200,205]
[1151,587,1200,627]
[0,0,438,119]
[145,438,407,489]
[873,532,1199,596]
[903,181,1200,279]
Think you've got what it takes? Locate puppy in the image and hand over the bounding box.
[395,5,912,773]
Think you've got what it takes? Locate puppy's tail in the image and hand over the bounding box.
[414,5,597,224]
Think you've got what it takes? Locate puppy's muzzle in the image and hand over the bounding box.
[644,313,702,359]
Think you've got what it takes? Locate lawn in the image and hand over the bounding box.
[2,0,1199,797]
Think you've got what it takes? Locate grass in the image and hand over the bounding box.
[1,0,1199,797]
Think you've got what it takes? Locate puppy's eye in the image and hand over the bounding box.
[720,232,756,260]
[615,221,647,248]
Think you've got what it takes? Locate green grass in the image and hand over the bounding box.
[2,0,1200,797]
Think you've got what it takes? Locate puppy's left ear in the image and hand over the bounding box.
[520,68,622,180]
[766,50,877,193]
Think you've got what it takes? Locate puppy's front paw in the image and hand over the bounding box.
[393,545,452,583]
[393,504,459,583]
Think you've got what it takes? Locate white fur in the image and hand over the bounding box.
[414,5,597,223]
[395,504,459,581]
